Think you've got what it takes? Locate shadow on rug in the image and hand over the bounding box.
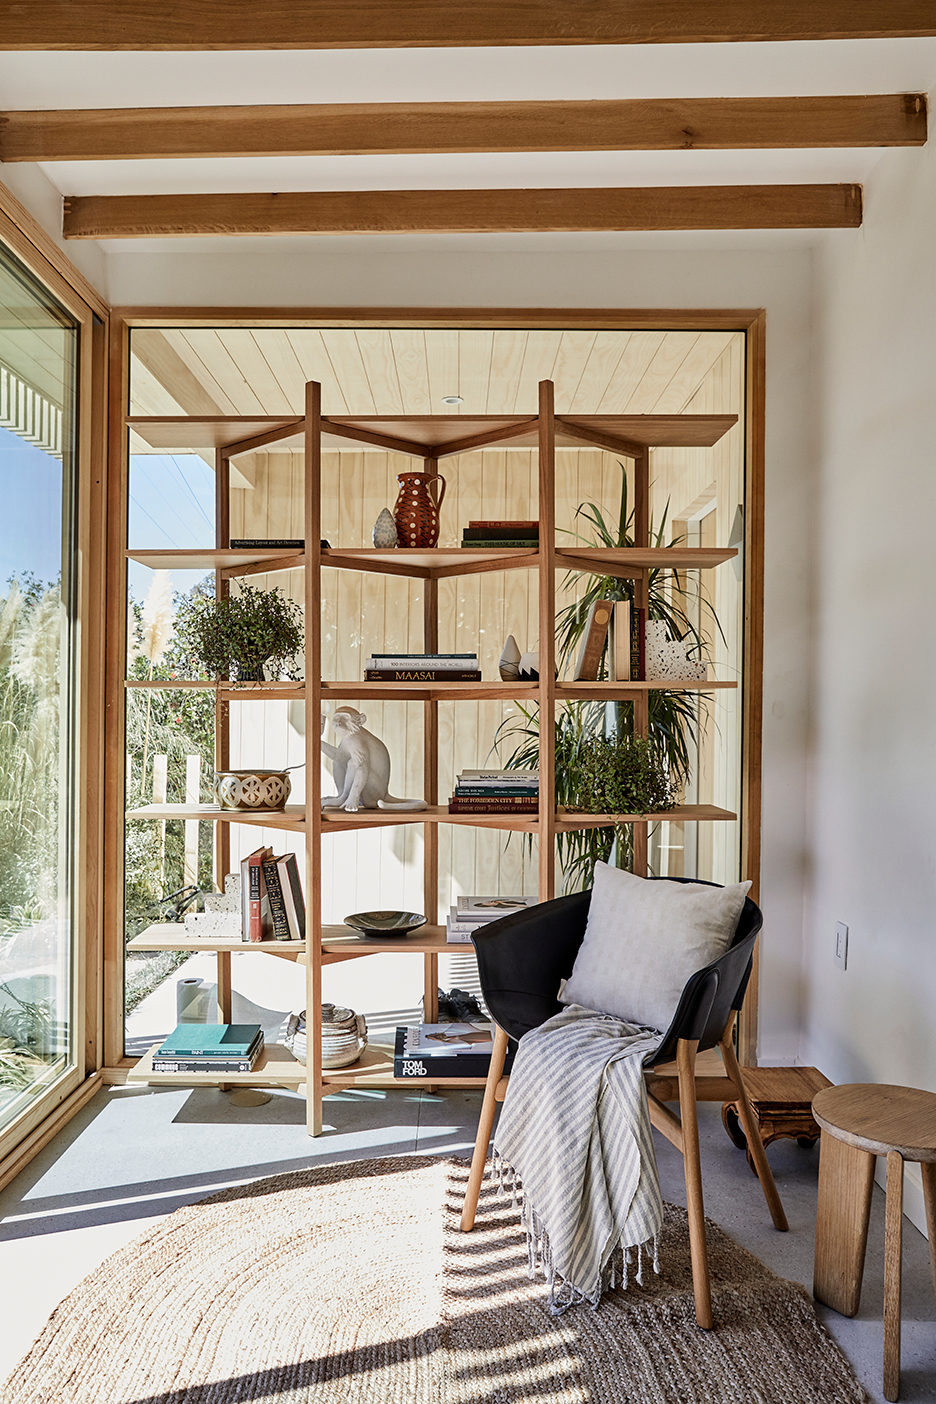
[3,1155,867,1404]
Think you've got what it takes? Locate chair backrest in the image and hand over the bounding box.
[471,875,762,1058]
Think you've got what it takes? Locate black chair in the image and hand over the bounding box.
[459,876,788,1329]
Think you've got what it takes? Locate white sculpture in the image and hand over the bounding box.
[320,707,428,813]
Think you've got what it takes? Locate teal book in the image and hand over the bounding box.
[157,1023,263,1058]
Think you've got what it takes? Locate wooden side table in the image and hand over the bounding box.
[722,1065,831,1172]
[812,1083,936,1402]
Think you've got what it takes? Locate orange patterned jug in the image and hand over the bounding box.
[393,470,446,548]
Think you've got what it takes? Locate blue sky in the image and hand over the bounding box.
[128,452,216,602]
[0,425,65,589]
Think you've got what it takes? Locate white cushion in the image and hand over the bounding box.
[560,864,752,1033]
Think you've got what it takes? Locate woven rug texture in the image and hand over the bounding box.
[3,1155,868,1404]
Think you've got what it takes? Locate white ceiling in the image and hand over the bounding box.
[1,38,934,270]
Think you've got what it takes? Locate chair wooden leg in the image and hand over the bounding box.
[719,1030,788,1232]
[460,1024,510,1232]
[677,1037,713,1329]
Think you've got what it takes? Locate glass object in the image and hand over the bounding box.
[0,242,78,1132]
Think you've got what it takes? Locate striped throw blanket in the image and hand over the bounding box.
[493,1003,663,1313]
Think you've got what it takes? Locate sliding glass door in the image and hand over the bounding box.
[0,242,78,1134]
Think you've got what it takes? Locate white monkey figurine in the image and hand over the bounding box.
[320,707,428,813]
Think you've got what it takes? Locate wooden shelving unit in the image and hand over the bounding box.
[125,386,739,1131]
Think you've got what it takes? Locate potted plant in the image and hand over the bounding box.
[174,581,304,682]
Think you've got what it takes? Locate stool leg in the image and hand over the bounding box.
[921,1161,936,1305]
[460,1024,509,1232]
[883,1150,904,1402]
[814,1131,875,1316]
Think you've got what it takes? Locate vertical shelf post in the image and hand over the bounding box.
[305,381,324,1135]
[632,447,651,877]
[214,446,232,1017]
[537,381,557,903]
[423,577,439,1023]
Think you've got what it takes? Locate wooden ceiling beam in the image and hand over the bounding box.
[1,1,934,49]
[63,185,862,239]
[1,95,924,162]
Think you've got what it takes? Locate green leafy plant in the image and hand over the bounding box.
[174,580,304,681]
[567,733,675,816]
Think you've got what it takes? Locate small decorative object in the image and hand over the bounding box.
[518,651,540,681]
[372,508,399,548]
[285,1005,367,1068]
[499,634,522,681]
[320,707,427,812]
[343,910,428,938]
[393,470,446,548]
[213,768,291,810]
[174,580,303,682]
[644,620,707,682]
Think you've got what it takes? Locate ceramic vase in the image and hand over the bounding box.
[499,634,522,681]
[372,507,399,548]
[393,471,446,548]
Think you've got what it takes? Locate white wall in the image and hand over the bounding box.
[0,164,107,297]
[1,159,819,1068]
[106,238,815,1064]
[805,130,936,1231]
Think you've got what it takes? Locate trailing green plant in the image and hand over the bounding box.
[174,580,303,681]
[566,733,675,816]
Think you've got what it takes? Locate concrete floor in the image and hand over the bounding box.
[1,1086,934,1401]
[1,943,934,1401]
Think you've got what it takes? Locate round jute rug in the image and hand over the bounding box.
[3,1155,868,1404]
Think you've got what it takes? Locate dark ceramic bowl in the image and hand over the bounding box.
[343,910,427,938]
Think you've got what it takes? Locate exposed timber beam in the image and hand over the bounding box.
[63,185,863,239]
[0,95,925,161]
[1,2,934,49]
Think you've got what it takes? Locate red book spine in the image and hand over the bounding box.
[467,520,539,530]
[247,849,267,941]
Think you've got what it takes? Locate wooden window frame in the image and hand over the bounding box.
[0,184,109,1191]
[103,305,765,1072]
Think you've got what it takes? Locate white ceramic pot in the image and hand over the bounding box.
[213,769,291,810]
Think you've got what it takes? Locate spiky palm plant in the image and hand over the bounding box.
[496,465,720,890]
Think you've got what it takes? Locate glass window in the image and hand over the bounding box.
[0,243,78,1131]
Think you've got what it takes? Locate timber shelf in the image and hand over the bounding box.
[128,924,306,956]
[127,546,303,574]
[124,678,735,700]
[129,1042,306,1086]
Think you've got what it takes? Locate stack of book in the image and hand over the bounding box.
[393,1021,516,1078]
[364,652,481,681]
[460,519,539,549]
[152,1022,264,1073]
[240,847,306,941]
[448,768,539,815]
[446,894,539,944]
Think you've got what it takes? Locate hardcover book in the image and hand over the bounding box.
[613,600,632,681]
[460,538,539,549]
[467,520,539,531]
[277,852,306,938]
[453,786,539,797]
[462,525,540,541]
[365,669,482,681]
[152,1047,263,1073]
[631,606,646,681]
[393,1023,516,1079]
[243,846,274,941]
[456,895,538,914]
[229,539,306,549]
[156,1024,263,1058]
[572,598,614,681]
[448,798,538,812]
[262,853,292,940]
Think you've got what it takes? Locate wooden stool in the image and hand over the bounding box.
[722,1065,831,1172]
[812,1084,936,1402]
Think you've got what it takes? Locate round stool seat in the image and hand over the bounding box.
[813,1083,936,1163]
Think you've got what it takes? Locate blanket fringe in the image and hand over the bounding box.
[494,1154,661,1315]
